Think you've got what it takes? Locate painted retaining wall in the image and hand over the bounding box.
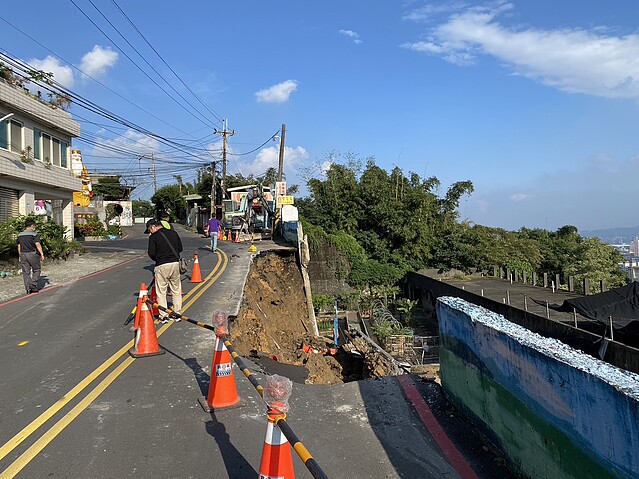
[437,297,639,479]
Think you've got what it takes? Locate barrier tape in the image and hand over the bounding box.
[146,300,330,479]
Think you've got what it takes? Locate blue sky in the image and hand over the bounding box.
[2,1,639,232]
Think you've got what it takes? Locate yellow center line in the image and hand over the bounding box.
[0,249,228,477]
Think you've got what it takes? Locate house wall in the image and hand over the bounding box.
[0,80,81,238]
[437,297,639,479]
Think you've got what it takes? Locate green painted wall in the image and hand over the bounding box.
[440,348,625,479]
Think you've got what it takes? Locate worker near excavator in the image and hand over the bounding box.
[205,215,221,252]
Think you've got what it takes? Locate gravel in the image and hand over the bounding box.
[0,251,143,303]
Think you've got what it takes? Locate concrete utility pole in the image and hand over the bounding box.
[210,161,217,217]
[277,123,286,182]
[150,149,157,194]
[214,118,235,200]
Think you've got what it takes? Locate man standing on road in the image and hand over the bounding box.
[17,218,45,294]
[145,219,182,322]
[205,215,221,252]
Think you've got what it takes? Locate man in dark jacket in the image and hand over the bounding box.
[146,219,183,321]
[17,218,45,294]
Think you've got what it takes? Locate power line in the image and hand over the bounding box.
[108,0,225,125]
[68,0,219,130]
[0,15,206,140]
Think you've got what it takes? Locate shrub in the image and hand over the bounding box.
[75,220,108,238]
[0,215,83,261]
[107,224,122,236]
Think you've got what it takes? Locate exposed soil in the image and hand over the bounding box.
[231,251,398,384]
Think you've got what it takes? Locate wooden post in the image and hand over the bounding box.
[583,278,590,295]
[568,276,574,292]
[543,272,548,288]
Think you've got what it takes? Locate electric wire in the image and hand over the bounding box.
[67,0,219,130]
[0,15,206,141]
[108,0,225,126]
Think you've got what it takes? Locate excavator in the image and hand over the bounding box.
[222,184,274,236]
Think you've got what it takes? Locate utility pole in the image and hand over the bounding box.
[150,149,157,194]
[214,118,235,200]
[210,161,217,218]
[277,123,286,182]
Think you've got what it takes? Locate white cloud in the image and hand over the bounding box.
[255,80,298,103]
[402,2,468,22]
[28,56,75,88]
[91,129,160,157]
[339,29,363,45]
[230,145,309,178]
[510,193,530,202]
[402,2,639,98]
[79,45,119,78]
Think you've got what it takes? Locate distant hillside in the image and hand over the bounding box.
[581,226,639,244]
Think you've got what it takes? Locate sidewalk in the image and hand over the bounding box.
[0,250,143,304]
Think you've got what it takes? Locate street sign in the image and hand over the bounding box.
[277,195,294,205]
[275,181,287,196]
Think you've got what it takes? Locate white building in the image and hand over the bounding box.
[0,80,81,239]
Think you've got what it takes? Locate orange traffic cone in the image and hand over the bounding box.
[149,284,160,317]
[234,230,241,243]
[190,252,202,283]
[258,415,295,478]
[129,295,165,358]
[198,336,241,412]
[133,283,148,330]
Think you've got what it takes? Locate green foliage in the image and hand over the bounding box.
[312,294,332,312]
[107,224,122,236]
[75,220,108,238]
[564,237,627,293]
[93,177,128,200]
[371,318,412,345]
[299,152,626,300]
[152,185,186,222]
[132,200,154,217]
[0,215,82,261]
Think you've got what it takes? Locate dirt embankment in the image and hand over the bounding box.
[231,251,397,384]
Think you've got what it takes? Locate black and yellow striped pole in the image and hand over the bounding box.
[148,302,330,479]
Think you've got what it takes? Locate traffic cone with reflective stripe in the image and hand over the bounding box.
[258,414,295,478]
[190,252,202,283]
[129,295,165,358]
[234,230,241,243]
[198,335,241,411]
[149,284,160,317]
[133,283,148,330]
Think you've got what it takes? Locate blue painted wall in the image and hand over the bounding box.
[437,297,639,479]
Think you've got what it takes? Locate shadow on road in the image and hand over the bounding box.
[163,347,209,396]
[163,346,257,478]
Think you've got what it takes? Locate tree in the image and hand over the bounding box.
[132,200,154,218]
[564,237,627,293]
[93,177,128,200]
[151,185,186,221]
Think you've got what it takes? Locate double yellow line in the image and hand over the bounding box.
[0,249,229,479]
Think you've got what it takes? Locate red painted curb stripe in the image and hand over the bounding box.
[397,375,480,479]
[0,255,145,309]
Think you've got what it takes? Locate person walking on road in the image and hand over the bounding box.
[146,219,183,322]
[205,215,222,252]
[17,218,45,295]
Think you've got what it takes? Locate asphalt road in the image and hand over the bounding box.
[0,225,516,479]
